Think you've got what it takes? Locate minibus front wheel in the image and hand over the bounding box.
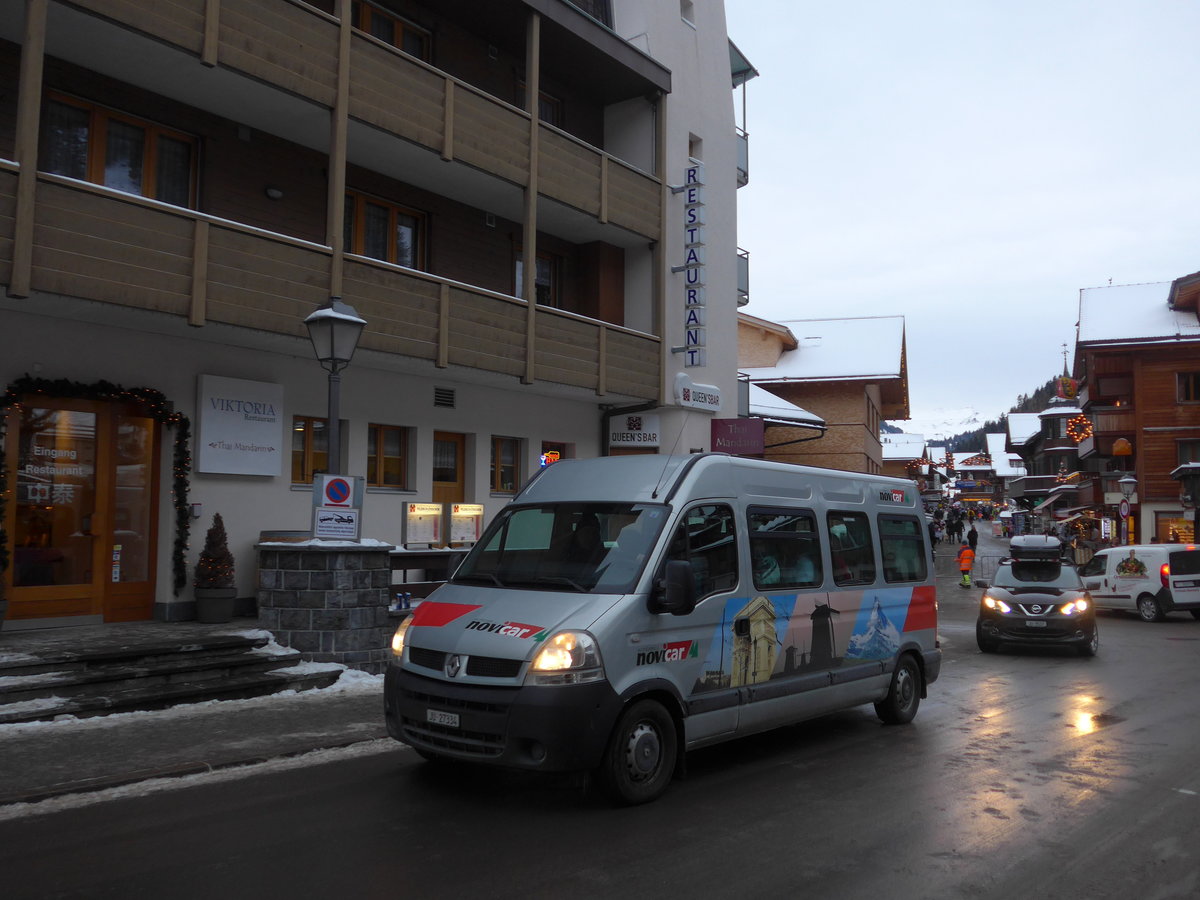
[598,698,678,806]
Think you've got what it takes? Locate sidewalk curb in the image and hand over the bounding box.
[0,734,392,808]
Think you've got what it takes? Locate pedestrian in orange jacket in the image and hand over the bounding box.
[957,541,976,587]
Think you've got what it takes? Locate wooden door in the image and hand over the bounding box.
[432,432,465,505]
[4,398,159,623]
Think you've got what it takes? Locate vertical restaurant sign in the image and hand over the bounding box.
[680,161,706,368]
[196,375,284,476]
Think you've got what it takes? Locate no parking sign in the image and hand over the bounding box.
[313,474,364,539]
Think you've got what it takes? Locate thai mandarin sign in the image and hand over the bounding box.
[711,417,764,455]
[682,162,706,368]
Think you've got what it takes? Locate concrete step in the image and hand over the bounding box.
[0,630,342,724]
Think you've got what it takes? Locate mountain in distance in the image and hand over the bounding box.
[885,377,1059,451]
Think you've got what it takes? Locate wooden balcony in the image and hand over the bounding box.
[0,166,660,401]
[63,0,662,242]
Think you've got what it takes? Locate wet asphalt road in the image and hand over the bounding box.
[4,524,1200,899]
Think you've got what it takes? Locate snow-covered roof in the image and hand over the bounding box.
[881,432,926,460]
[1077,281,1200,345]
[747,383,824,427]
[953,451,992,472]
[1039,403,1082,418]
[740,316,905,382]
[985,433,1026,477]
[1008,413,1040,445]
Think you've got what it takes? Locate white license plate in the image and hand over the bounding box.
[1026,620,1047,628]
[426,709,460,728]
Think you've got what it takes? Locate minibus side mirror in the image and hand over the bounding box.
[651,560,697,616]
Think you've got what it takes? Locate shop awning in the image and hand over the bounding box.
[1030,496,1055,512]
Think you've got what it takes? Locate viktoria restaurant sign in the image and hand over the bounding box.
[196,374,284,476]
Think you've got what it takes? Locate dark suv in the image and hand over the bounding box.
[976,536,1098,656]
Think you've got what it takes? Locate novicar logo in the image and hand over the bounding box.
[636,640,698,666]
[879,489,906,503]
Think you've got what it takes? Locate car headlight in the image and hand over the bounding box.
[1060,598,1090,615]
[526,631,604,685]
[983,595,1012,614]
[390,619,411,657]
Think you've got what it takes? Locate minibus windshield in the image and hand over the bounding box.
[452,502,669,594]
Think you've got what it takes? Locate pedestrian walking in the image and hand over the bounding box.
[967,524,978,552]
[957,540,976,588]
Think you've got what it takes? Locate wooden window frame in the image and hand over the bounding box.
[491,436,520,494]
[344,189,427,270]
[42,91,198,208]
[367,423,409,489]
[350,1,430,60]
[1177,372,1200,404]
[291,415,328,485]
[515,80,563,128]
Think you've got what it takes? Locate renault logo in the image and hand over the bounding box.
[444,654,463,678]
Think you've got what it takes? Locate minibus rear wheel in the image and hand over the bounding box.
[875,654,921,725]
[599,698,678,806]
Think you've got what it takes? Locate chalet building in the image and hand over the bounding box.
[880,432,947,506]
[1004,397,1086,531]
[738,314,910,475]
[0,0,756,626]
[1071,276,1200,543]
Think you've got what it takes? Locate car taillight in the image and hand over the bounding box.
[1161,562,1170,588]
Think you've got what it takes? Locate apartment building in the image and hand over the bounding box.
[0,0,753,625]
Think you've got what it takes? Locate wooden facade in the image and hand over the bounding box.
[0,0,668,403]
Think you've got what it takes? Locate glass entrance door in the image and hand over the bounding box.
[4,398,159,624]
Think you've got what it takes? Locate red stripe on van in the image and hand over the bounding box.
[409,602,483,628]
[902,584,937,632]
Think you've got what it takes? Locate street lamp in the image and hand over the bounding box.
[1118,474,1138,545]
[304,296,366,478]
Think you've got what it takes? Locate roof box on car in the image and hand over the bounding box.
[1008,535,1062,560]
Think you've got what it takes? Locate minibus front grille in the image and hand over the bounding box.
[408,646,523,679]
[401,718,504,757]
[401,685,508,715]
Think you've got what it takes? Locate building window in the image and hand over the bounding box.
[514,249,560,307]
[368,424,408,488]
[344,191,425,269]
[350,1,430,59]
[291,416,328,484]
[491,436,520,493]
[1179,439,1200,466]
[40,93,197,207]
[1178,372,1200,403]
[515,81,563,127]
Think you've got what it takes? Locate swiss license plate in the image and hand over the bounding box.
[1026,620,1047,628]
[426,708,460,728]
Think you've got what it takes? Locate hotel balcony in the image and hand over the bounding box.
[0,0,672,402]
[737,248,750,306]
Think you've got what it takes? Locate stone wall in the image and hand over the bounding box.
[256,542,395,674]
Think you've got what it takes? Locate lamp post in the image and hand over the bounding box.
[304,296,366,478]
[1118,474,1138,545]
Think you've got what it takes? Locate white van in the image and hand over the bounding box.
[383,454,941,804]
[1079,544,1200,622]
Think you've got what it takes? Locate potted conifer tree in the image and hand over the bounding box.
[194,512,237,623]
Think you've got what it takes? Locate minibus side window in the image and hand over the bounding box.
[665,504,738,600]
[878,514,928,583]
[827,511,876,586]
[748,506,823,589]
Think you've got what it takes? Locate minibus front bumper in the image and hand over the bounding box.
[385,664,625,772]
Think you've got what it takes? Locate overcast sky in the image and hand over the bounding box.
[724,0,1200,437]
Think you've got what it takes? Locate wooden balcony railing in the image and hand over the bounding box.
[0,166,659,401]
[66,0,662,242]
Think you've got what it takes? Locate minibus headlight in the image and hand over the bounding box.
[526,631,604,685]
[982,595,1011,614]
[390,619,411,657]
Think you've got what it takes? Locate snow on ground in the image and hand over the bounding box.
[0,738,401,823]
[0,665,383,736]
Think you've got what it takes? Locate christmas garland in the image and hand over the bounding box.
[0,376,191,596]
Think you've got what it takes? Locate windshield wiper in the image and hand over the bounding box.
[454,572,505,587]
[530,575,588,593]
